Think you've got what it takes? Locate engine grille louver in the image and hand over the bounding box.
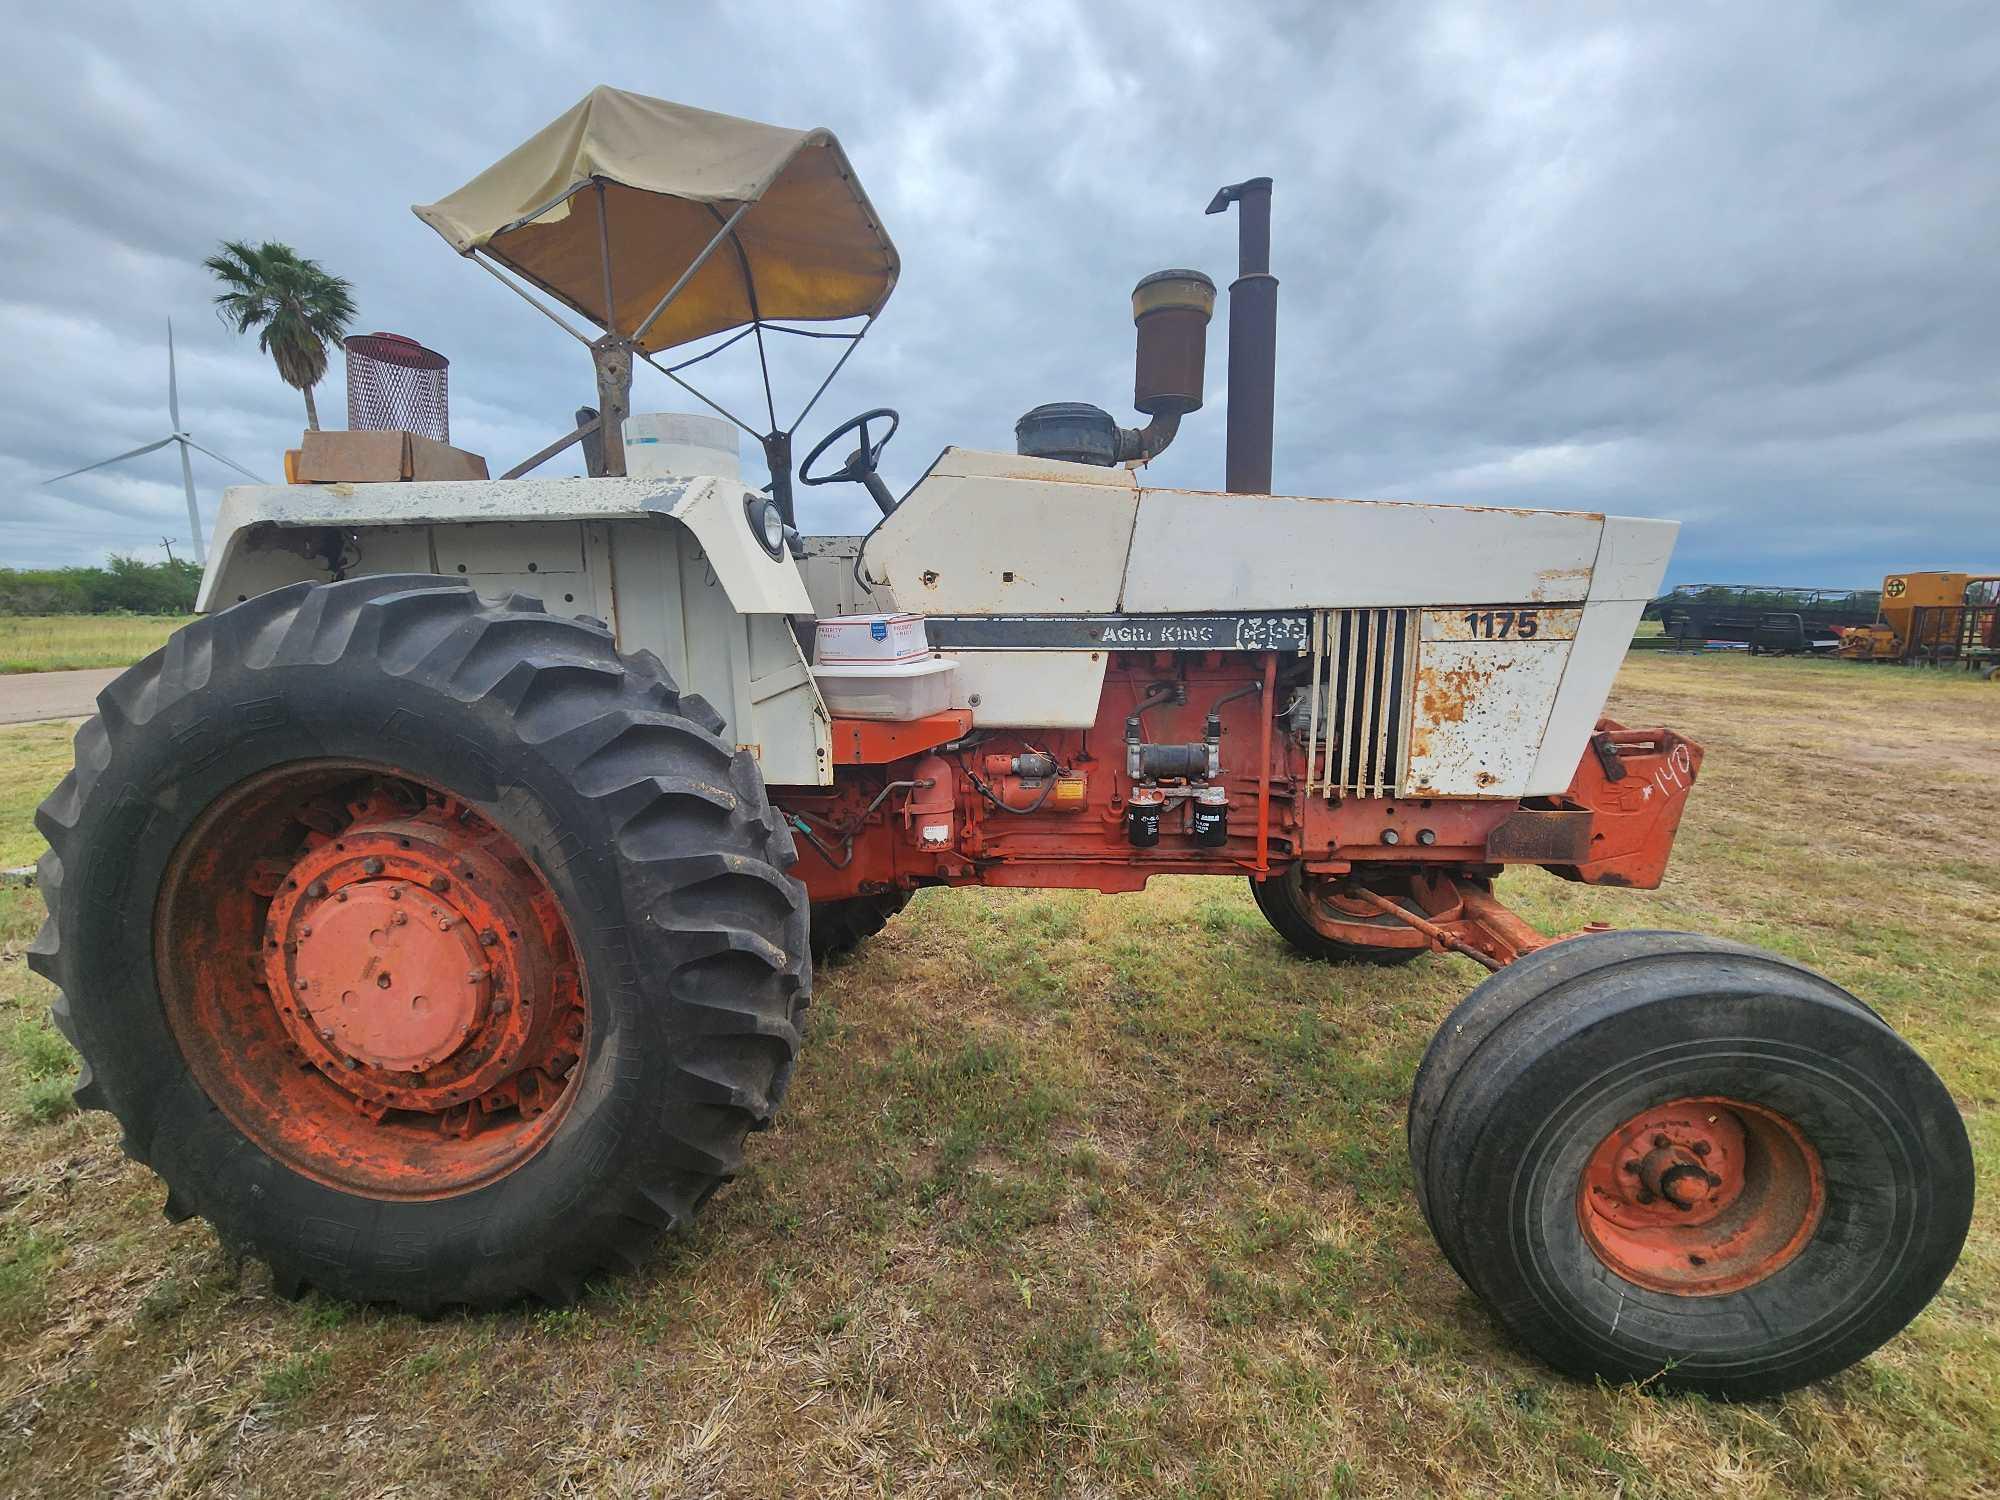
[1302,608,1416,799]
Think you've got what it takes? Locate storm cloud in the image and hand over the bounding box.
[4,1,1996,583]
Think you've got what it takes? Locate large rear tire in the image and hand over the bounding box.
[30,576,810,1310]
[1408,931,1972,1396]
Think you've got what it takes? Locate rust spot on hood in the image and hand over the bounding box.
[1418,661,1487,725]
[1409,659,1491,764]
[1530,563,1592,601]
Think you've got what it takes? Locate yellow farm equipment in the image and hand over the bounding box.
[1839,572,2000,676]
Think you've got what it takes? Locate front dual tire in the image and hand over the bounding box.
[1409,931,1973,1397]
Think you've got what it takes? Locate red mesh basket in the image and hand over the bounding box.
[344,332,450,443]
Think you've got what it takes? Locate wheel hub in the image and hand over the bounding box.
[261,806,578,1119]
[1578,1096,1825,1295]
[1586,1107,1743,1230]
[286,879,488,1072]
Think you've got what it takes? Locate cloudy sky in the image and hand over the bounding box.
[3,1,1995,584]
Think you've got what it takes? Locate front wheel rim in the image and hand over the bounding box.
[1577,1095,1825,1296]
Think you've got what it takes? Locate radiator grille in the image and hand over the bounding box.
[1302,608,1417,799]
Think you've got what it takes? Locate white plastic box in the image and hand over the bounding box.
[815,612,929,664]
[811,656,957,721]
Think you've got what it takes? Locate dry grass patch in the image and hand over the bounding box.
[0,653,1994,1496]
[0,615,183,674]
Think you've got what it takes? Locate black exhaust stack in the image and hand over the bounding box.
[1205,177,1277,493]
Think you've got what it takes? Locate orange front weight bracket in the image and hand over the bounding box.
[1555,719,1705,888]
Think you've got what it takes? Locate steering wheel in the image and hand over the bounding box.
[800,407,901,516]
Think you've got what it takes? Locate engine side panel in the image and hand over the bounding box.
[867,459,1139,614]
[1121,489,1606,611]
[1404,608,1578,797]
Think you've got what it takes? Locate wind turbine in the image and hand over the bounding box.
[41,320,267,565]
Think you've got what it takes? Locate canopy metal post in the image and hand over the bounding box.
[590,339,633,477]
[594,180,619,335]
[468,250,596,345]
[629,200,754,344]
[500,411,602,480]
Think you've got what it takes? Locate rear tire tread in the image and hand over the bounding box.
[33,575,810,1309]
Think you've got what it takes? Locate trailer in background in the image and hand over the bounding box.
[1644,583,1878,654]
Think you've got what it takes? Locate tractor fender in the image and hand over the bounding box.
[195,474,831,785]
[196,473,812,617]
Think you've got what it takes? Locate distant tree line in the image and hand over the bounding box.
[0,556,202,615]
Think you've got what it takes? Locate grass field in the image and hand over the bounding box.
[0,615,184,674]
[0,654,1994,1497]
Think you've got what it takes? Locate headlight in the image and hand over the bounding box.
[746,494,786,559]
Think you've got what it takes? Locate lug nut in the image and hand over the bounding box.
[362,857,385,876]
[1417,828,1436,846]
[1620,1160,1640,1175]
[1380,828,1401,845]
[1706,1172,1723,1188]
[1653,1134,1671,1149]
[428,874,451,893]
[480,930,499,947]
[388,887,402,901]
[1635,1189,1655,1205]
[305,880,327,899]
[392,911,408,926]
[1692,1140,1711,1157]
[334,890,348,902]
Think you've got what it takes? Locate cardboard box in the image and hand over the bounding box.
[295,430,489,483]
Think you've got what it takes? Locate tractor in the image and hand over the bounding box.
[32,88,1970,1398]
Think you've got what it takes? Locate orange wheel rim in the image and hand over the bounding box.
[1577,1095,1825,1295]
[156,763,588,1200]
[1297,875,1428,948]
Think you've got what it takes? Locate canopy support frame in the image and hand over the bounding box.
[482,184,879,507]
[500,412,602,480]
[468,249,597,346]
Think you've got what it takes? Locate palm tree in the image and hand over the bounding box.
[204,240,357,431]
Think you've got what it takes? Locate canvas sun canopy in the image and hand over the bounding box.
[413,86,899,353]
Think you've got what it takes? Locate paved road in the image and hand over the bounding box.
[0,667,121,725]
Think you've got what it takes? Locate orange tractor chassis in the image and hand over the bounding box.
[780,649,1701,970]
